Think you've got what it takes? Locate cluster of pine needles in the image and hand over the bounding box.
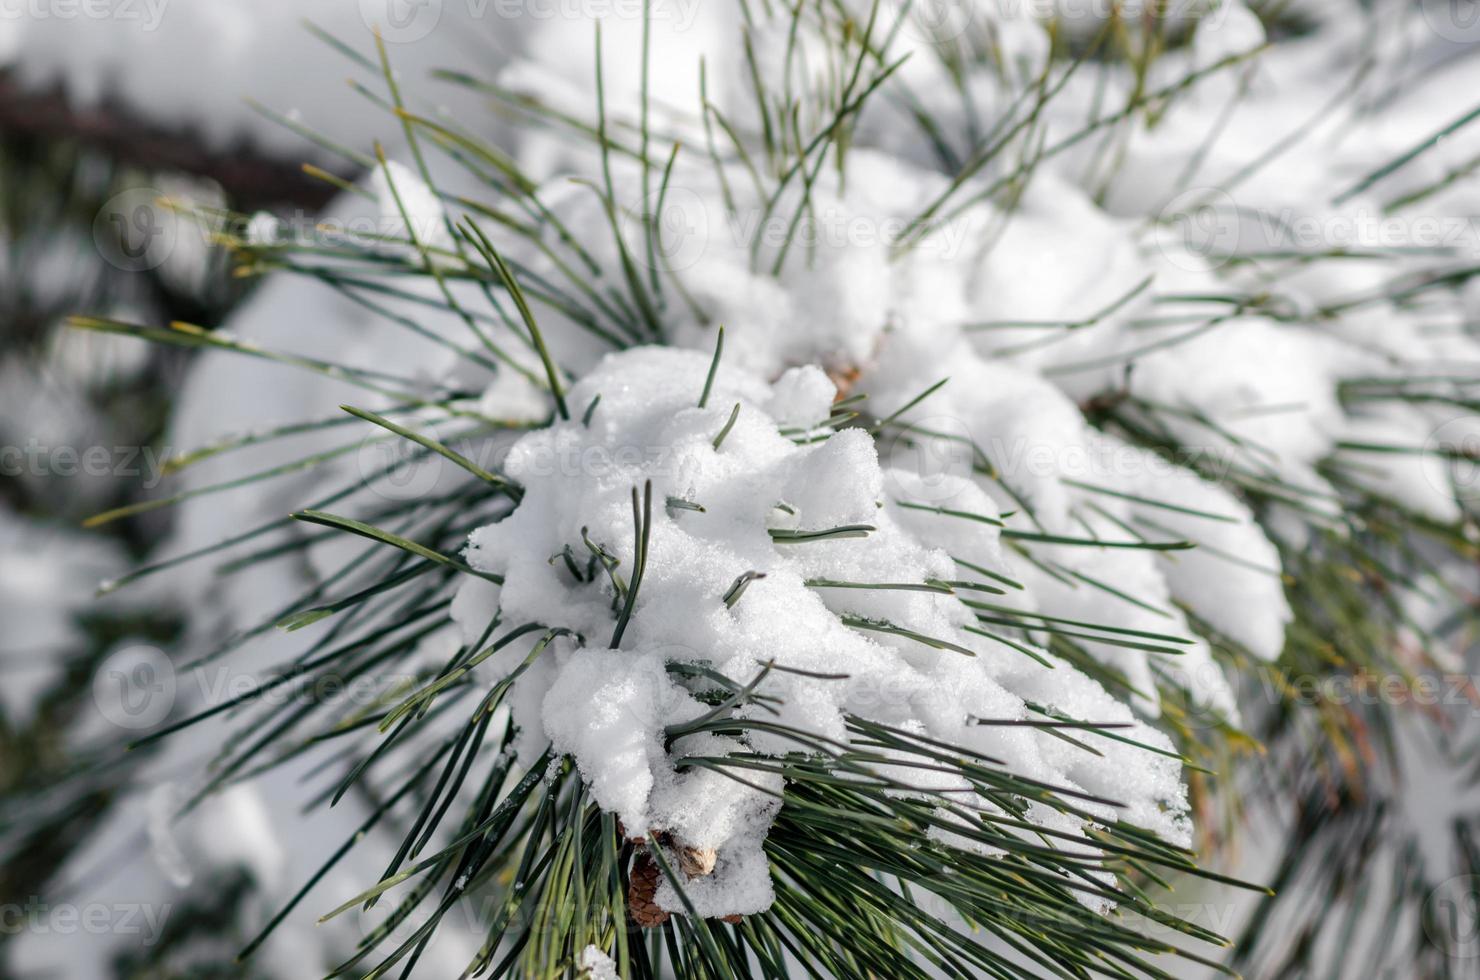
[10,0,1480,976]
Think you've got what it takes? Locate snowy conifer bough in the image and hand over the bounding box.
[460,345,1192,921]
[31,0,1480,976]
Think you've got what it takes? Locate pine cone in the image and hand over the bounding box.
[628,852,670,929]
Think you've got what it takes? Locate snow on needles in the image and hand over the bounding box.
[457,346,1190,917]
[34,0,1480,965]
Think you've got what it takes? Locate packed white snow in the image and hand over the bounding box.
[458,346,1191,916]
[580,944,620,980]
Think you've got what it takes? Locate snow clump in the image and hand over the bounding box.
[457,346,1191,918]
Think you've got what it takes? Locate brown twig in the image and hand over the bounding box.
[0,71,350,210]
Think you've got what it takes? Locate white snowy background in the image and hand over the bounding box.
[3,1,1480,977]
